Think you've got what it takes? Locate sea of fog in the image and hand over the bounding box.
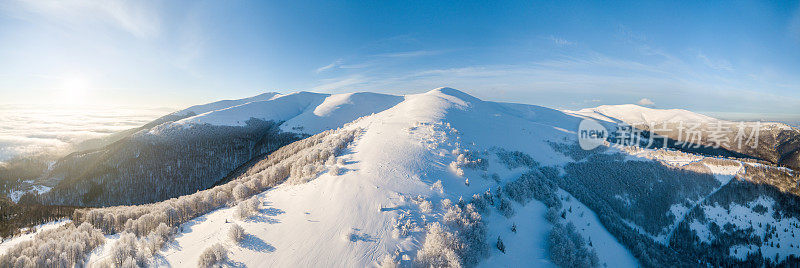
[0,105,173,163]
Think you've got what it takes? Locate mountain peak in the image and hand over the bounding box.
[426,87,483,103]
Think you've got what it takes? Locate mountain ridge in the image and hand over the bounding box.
[3,87,799,267]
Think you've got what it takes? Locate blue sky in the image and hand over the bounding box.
[1,0,799,120]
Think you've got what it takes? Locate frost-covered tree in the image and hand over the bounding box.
[110,232,147,268]
[0,222,105,267]
[416,198,488,267]
[236,196,260,219]
[198,243,228,268]
[232,183,251,201]
[229,224,245,244]
[415,222,463,268]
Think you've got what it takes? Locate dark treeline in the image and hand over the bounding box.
[0,197,80,239]
[25,118,302,207]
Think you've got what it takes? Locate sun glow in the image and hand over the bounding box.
[56,74,92,106]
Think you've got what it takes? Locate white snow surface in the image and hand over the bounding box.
[170,91,404,135]
[142,87,635,267]
[568,104,717,125]
[171,92,280,117]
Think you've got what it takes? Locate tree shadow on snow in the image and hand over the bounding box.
[379,205,403,212]
[243,206,284,224]
[225,260,247,268]
[150,254,169,267]
[241,234,276,253]
[161,239,183,251]
[177,214,208,234]
[245,214,280,224]
[347,228,377,243]
[260,207,285,216]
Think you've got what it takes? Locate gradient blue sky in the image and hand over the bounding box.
[1,0,799,120]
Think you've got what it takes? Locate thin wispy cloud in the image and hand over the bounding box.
[2,0,163,38]
[316,59,343,73]
[697,53,733,71]
[376,50,445,58]
[312,75,367,91]
[548,36,576,46]
[616,25,684,67]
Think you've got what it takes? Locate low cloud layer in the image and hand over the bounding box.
[0,105,168,162]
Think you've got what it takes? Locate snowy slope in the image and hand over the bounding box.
[174,92,329,126]
[280,92,404,134]
[146,87,636,267]
[171,92,280,117]
[171,91,404,135]
[567,104,717,125]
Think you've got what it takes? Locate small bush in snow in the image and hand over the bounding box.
[381,253,400,268]
[236,196,260,219]
[419,199,433,214]
[229,224,245,244]
[431,180,444,194]
[411,195,433,214]
[392,212,420,238]
[198,243,228,268]
[329,165,343,176]
[496,236,506,253]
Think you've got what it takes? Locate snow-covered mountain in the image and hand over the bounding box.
[569,104,800,170]
[30,91,403,206]
[569,104,717,125]
[138,87,637,267]
[172,91,404,134]
[2,88,799,267]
